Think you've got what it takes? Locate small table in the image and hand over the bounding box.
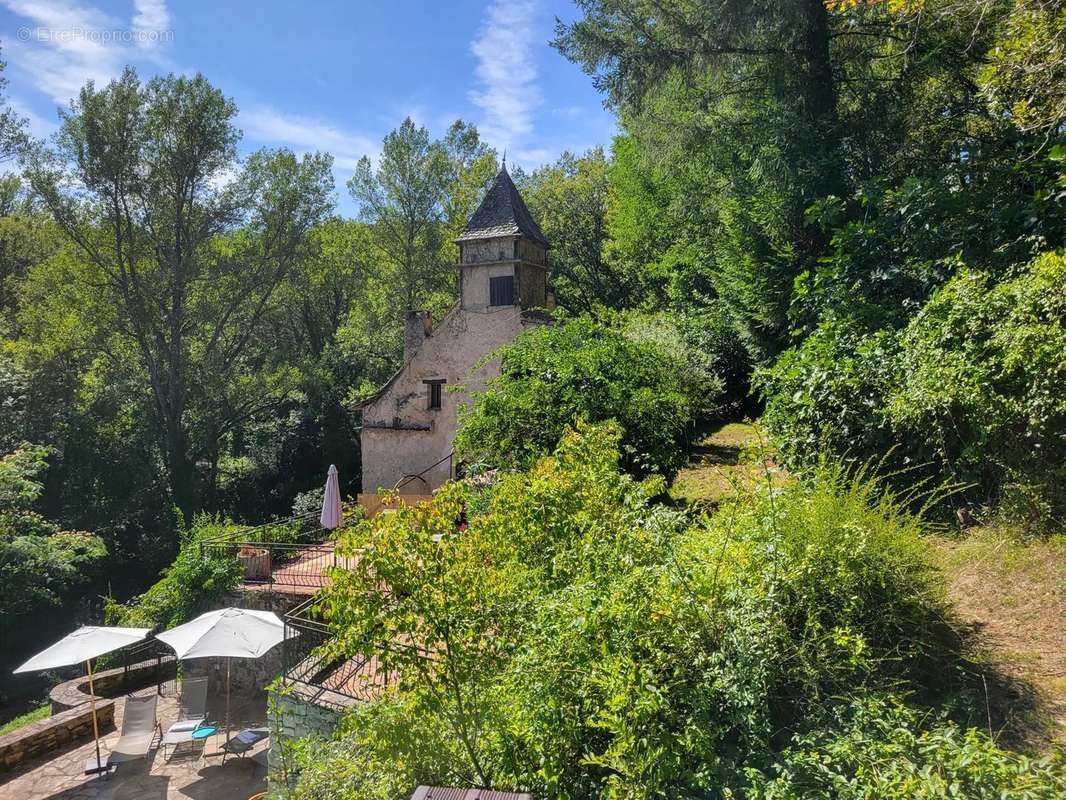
[190,726,217,765]
[191,725,217,741]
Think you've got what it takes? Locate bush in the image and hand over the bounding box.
[887,252,1066,528]
[455,312,722,482]
[105,513,241,630]
[758,251,1066,528]
[749,696,1066,799]
[671,306,753,414]
[290,425,1056,800]
[0,444,106,692]
[756,319,906,471]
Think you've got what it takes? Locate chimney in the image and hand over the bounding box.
[404,311,431,360]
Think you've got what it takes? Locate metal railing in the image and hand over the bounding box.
[119,637,177,696]
[280,597,392,711]
[199,512,354,594]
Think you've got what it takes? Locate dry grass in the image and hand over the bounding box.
[930,526,1066,747]
[670,422,787,506]
[673,422,1066,749]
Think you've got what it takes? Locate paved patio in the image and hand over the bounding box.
[0,690,267,800]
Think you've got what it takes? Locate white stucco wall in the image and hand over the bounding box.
[360,304,536,494]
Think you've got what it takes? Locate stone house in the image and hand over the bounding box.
[358,166,553,494]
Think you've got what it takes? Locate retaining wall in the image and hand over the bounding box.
[0,658,173,773]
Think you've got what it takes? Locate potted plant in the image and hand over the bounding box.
[237,544,270,580]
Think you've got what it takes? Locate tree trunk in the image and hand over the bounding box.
[802,0,842,199]
[164,418,197,527]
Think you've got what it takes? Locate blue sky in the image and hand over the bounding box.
[0,0,617,213]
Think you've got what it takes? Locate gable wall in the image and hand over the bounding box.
[360,305,533,494]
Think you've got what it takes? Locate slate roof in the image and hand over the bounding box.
[456,166,549,246]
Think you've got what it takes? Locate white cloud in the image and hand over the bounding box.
[468,0,542,155]
[132,0,170,48]
[1,0,171,104]
[8,96,58,138]
[239,105,378,173]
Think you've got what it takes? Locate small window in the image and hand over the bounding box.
[489,275,516,306]
[425,379,445,410]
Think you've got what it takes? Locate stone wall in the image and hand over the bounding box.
[267,685,346,796]
[0,701,115,772]
[361,304,538,494]
[0,655,167,773]
[49,659,175,713]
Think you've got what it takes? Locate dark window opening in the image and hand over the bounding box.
[489,275,516,306]
[425,379,445,410]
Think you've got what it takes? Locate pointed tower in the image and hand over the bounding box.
[456,166,551,311]
[357,165,553,498]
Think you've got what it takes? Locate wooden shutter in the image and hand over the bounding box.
[489,275,515,306]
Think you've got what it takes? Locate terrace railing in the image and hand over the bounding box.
[199,512,356,595]
[119,637,177,696]
[280,597,392,711]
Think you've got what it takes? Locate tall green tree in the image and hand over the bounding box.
[554,1,1046,361]
[349,118,496,316]
[23,68,334,522]
[515,148,633,310]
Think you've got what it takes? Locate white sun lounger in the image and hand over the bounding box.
[107,693,161,765]
[162,677,208,760]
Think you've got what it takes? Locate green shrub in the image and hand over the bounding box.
[455,312,722,482]
[756,319,906,471]
[105,513,241,630]
[0,444,106,684]
[758,251,1066,528]
[749,696,1066,799]
[290,425,1056,800]
[887,252,1066,528]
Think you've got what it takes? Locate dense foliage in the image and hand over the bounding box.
[104,514,241,631]
[291,424,1064,799]
[454,313,722,481]
[760,251,1066,527]
[0,59,500,707]
[0,444,105,702]
[0,0,1063,786]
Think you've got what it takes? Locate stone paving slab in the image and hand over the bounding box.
[0,690,267,800]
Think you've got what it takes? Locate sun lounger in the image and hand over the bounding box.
[162,677,209,759]
[108,693,161,765]
[221,727,269,764]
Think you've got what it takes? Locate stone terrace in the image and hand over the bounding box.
[0,690,267,800]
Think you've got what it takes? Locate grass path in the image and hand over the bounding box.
[929,528,1066,747]
[672,420,1066,749]
[0,704,49,736]
[669,421,775,506]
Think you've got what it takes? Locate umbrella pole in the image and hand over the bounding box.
[225,656,231,747]
[86,658,103,773]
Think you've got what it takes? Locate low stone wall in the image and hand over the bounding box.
[0,700,115,772]
[50,659,175,713]
[267,685,345,793]
[0,658,173,773]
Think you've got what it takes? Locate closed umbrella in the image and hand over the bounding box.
[14,626,150,774]
[156,608,285,748]
[320,464,343,530]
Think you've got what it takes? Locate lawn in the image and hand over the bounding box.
[672,421,1066,750]
[929,526,1066,748]
[669,421,785,506]
[0,705,50,736]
